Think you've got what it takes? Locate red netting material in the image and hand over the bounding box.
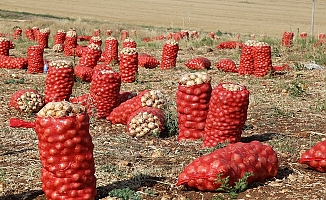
[238,45,255,75]
[0,56,28,69]
[0,40,10,56]
[177,83,212,141]
[78,45,102,69]
[35,113,96,199]
[253,44,272,77]
[64,32,78,56]
[101,38,119,64]
[13,28,22,40]
[27,45,44,74]
[24,28,35,41]
[38,31,50,49]
[185,57,211,70]
[216,59,238,73]
[44,63,74,103]
[90,69,121,118]
[299,140,326,173]
[217,41,243,49]
[8,89,40,110]
[119,48,138,83]
[177,141,278,191]
[203,83,249,147]
[282,31,294,47]
[138,54,160,69]
[107,90,149,125]
[160,41,179,70]
[54,31,66,45]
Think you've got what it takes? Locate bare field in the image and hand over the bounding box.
[1,0,326,37]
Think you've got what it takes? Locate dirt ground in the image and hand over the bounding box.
[1,0,326,37]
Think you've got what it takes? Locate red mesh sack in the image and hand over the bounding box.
[27,45,44,74]
[138,54,160,69]
[120,30,129,41]
[203,83,249,148]
[74,65,93,82]
[177,72,212,141]
[105,30,112,36]
[253,42,272,77]
[35,102,96,200]
[8,89,44,113]
[90,69,121,118]
[160,40,179,70]
[44,60,74,103]
[74,64,112,82]
[53,30,66,45]
[238,40,257,75]
[119,47,138,83]
[0,55,10,68]
[107,90,166,125]
[0,37,10,56]
[177,141,278,191]
[75,45,87,57]
[101,37,119,64]
[89,36,102,47]
[216,58,238,73]
[217,41,243,49]
[64,30,78,56]
[38,28,50,49]
[12,57,28,69]
[32,27,40,42]
[299,140,326,173]
[185,57,211,70]
[78,44,102,68]
[13,27,22,40]
[93,29,101,36]
[24,28,35,41]
[126,107,165,137]
[122,38,137,48]
[70,94,93,115]
[299,32,307,39]
[282,31,294,47]
[118,91,137,105]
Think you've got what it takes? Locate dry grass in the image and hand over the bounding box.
[0,11,326,200]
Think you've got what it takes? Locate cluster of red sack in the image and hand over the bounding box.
[238,41,273,77]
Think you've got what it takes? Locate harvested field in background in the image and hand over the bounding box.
[1,0,326,37]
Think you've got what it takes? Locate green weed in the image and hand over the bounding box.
[4,77,25,84]
[284,80,306,97]
[108,187,142,200]
[213,172,253,199]
[0,168,5,182]
[161,101,178,137]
